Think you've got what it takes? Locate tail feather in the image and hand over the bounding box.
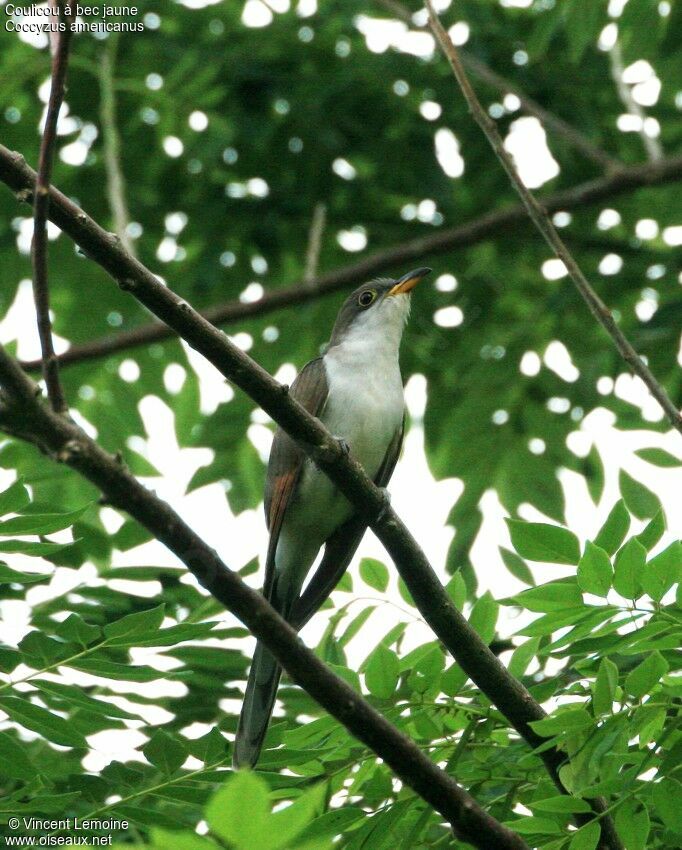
[233,640,282,768]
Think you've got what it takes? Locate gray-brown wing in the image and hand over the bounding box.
[263,357,328,600]
[290,414,405,630]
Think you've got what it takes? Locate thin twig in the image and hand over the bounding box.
[31,0,72,413]
[3,147,680,372]
[425,1,681,440]
[609,40,663,163]
[0,344,528,850]
[375,0,620,171]
[304,201,326,285]
[99,34,136,257]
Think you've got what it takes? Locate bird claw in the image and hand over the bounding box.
[335,437,351,456]
[376,487,392,522]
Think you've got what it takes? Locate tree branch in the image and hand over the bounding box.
[0,144,621,837]
[31,1,72,413]
[304,201,327,285]
[375,0,621,171]
[425,0,681,441]
[2,146,680,373]
[0,343,528,850]
[609,40,663,163]
[99,34,136,257]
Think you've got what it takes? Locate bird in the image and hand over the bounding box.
[233,267,432,768]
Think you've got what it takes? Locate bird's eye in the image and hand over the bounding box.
[358,290,376,308]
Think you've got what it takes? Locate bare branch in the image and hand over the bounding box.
[99,34,136,257]
[31,0,73,413]
[3,146,680,372]
[425,0,681,440]
[0,343,529,850]
[304,201,327,285]
[609,40,663,163]
[375,0,621,171]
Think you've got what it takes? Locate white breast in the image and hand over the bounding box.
[322,338,404,478]
[279,318,404,542]
[274,295,408,590]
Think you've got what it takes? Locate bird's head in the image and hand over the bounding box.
[328,267,431,350]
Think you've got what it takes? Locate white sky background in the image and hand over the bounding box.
[0,0,681,771]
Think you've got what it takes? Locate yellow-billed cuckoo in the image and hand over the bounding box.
[233,267,431,768]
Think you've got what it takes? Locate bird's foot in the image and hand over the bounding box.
[376,487,392,523]
[335,436,351,456]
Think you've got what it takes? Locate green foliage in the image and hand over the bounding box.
[1,0,681,847]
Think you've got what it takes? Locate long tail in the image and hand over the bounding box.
[232,639,282,768]
[233,570,296,769]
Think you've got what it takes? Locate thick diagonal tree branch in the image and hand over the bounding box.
[425,1,681,440]
[31,0,72,413]
[2,147,681,373]
[0,147,620,839]
[0,346,527,850]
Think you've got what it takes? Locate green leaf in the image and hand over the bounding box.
[529,708,594,737]
[112,518,153,551]
[641,541,682,602]
[577,542,612,597]
[652,778,682,834]
[563,0,602,63]
[468,591,498,644]
[187,728,226,764]
[613,538,646,599]
[569,821,600,850]
[507,816,561,835]
[508,637,540,678]
[510,580,582,612]
[0,564,51,585]
[121,446,162,477]
[205,772,270,850]
[0,730,36,779]
[359,558,389,593]
[0,504,90,535]
[70,658,169,681]
[634,447,681,467]
[594,500,630,556]
[619,470,661,520]
[614,799,650,850]
[592,657,618,716]
[445,572,467,609]
[0,645,20,674]
[0,478,30,515]
[500,546,535,585]
[365,643,400,699]
[441,664,466,696]
[300,807,366,841]
[143,730,187,775]
[103,604,165,644]
[636,510,666,551]
[338,607,376,648]
[506,520,580,564]
[624,651,668,698]
[19,632,72,666]
[33,679,139,719]
[55,614,101,647]
[0,696,86,748]
[328,662,361,692]
[530,796,591,814]
[269,783,325,849]
[0,539,70,556]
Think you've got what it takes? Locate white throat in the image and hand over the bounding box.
[326,292,410,367]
